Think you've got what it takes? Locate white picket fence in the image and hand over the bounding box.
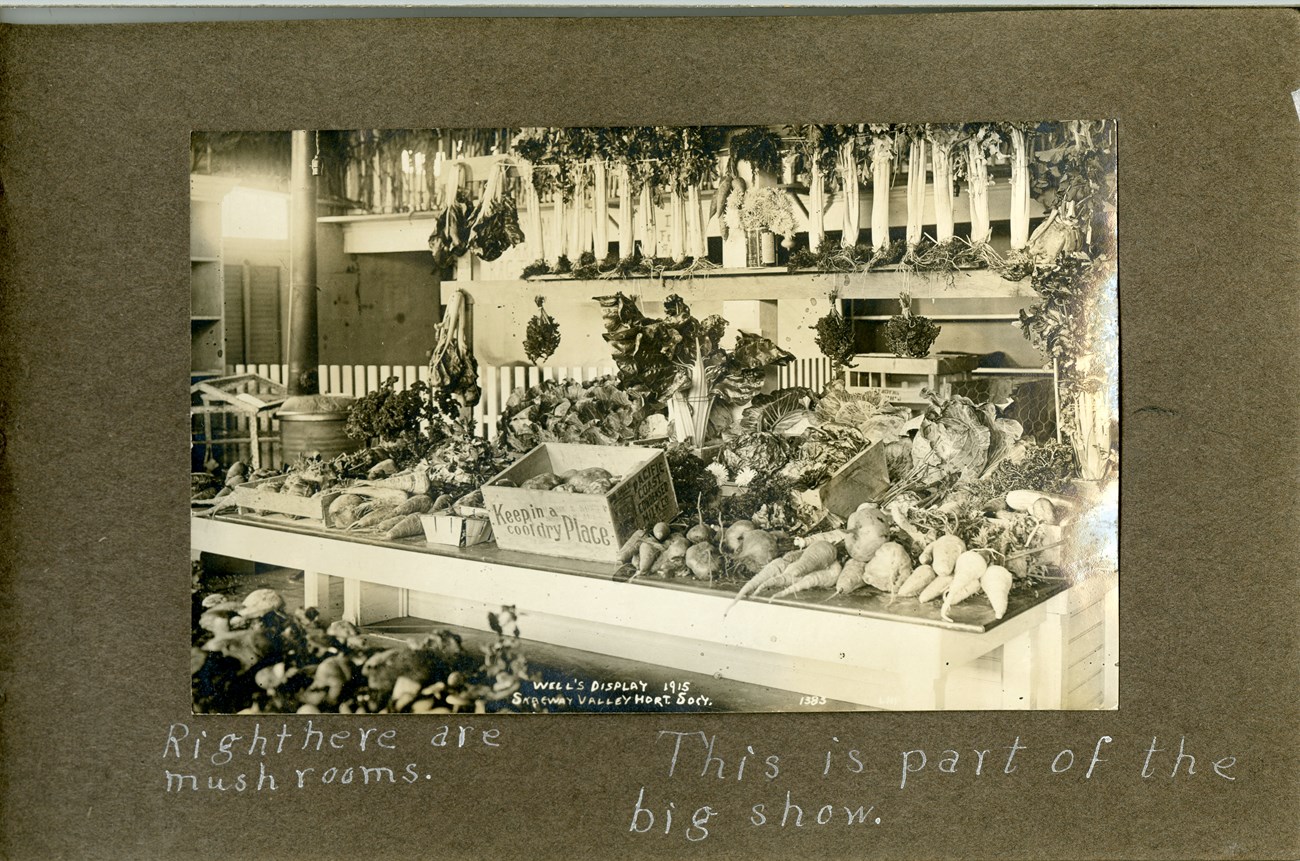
[205,357,834,468]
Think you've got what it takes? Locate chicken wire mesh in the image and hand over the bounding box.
[949,373,1060,444]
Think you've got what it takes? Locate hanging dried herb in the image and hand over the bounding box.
[524,296,562,365]
[885,292,941,358]
[813,291,857,368]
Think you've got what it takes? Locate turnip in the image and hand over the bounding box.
[733,529,778,575]
[685,542,723,581]
[686,523,714,544]
[920,534,966,578]
[723,520,757,554]
[861,542,912,593]
[846,503,888,533]
[845,516,890,563]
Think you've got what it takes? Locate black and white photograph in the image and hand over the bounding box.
[189,121,1119,715]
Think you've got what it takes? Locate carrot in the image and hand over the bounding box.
[831,558,867,598]
[349,504,398,530]
[617,529,648,564]
[346,487,413,505]
[357,470,431,496]
[723,549,802,616]
[941,576,984,621]
[918,575,953,603]
[941,551,989,620]
[980,565,1014,620]
[376,514,406,534]
[391,494,435,517]
[382,513,425,540]
[328,493,366,528]
[636,542,661,577]
[770,560,842,600]
[756,542,840,599]
[896,564,936,598]
[779,541,838,582]
[949,550,989,595]
[798,529,849,548]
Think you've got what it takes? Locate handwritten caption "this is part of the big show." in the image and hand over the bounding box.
[628,730,1242,843]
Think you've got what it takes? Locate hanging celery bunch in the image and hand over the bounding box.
[813,290,857,369]
[524,296,561,365]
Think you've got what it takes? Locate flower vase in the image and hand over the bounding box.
[760,230,777,265]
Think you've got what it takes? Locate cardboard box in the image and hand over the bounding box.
[480,443,678,563]
[420,514,494,547]
[231,476,342,525]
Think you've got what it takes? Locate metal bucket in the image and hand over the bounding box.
[278,395,360,464]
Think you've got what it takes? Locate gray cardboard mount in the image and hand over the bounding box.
[1,10,1297,860]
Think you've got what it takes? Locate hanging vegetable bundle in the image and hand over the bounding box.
[524,296,561,365]
[428,289,481,419]
[813,290,857,368]
[884,292,941,359]
[468,161,525,262]
[427,160,473,271]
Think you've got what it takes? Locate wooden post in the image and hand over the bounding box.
[287,130,320,396]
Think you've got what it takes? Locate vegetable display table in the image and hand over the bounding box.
[191,513,1115,711]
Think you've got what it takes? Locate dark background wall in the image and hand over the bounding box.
[316,225,443,366]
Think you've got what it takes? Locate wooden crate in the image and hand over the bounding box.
[846,352,980,405]
[231,476,342,525]
[480,443,678,563]
[813,441,891,519]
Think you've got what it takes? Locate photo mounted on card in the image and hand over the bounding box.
[189,122,1118,715]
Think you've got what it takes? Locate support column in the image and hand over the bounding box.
[288,130,320,395]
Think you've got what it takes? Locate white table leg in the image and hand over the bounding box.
[1030,605,1068,709]
[344,578,408,627]
[303,569,324,610]
[900,673,947,710]
[1000,632,1035,709]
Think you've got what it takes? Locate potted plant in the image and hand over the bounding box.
[884,292,941,358]
[738,187,797,265]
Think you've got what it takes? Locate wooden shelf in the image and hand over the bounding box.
[445,267,1034,305]
[318,210,439,224]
